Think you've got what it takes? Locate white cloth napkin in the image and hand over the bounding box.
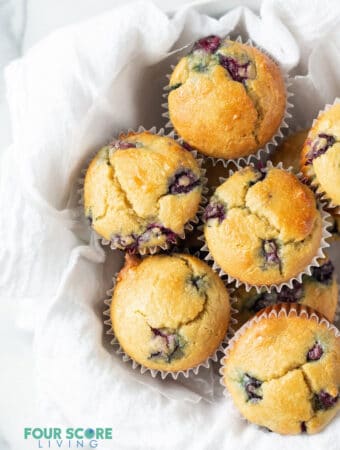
[2,0,340,448]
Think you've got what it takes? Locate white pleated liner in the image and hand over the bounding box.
[302,97,340,214]
[161,34,294,166]
[219,303,340,426]
[102,251,238,380]
[77,125,209,255]
[198,160,332,294]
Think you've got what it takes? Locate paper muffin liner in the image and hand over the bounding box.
[161,34,294,167]
[302,98,340,214]
[77,125,209,256]
[219,303,340,419]
[198,160,332,294]
[102,250,237,380]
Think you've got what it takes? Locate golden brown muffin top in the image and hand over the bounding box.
[111,253,230,372]
[301,104,340,206]
[168,37,286,159]
[84,131,202,250]
[203,166,322,286]
[224,304,340,434]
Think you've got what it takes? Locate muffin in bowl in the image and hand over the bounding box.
[301,103,340,208]
[110,253,230,373]
[168,36,286,160]
[222,303,340,434]
[84,131,203,253]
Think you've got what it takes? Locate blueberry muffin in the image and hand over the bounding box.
[84,131,202,252]
[301,104,340,207]
[233,258,338,328]
[111,253,230,372]
[223,303,340,434]
[168,36,286,159]
[271,130,308,171]
[203,166,323,287]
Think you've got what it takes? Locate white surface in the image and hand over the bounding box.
[1,0,340,449]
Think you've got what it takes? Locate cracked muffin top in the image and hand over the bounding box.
[203,166,323,286]
[233,258,338,329]
[301,104,340,207]
[84,131,202,252]
[223,303,340,435]
[110,253,230,372]
[271,130,308,171]
[168,36,286,159]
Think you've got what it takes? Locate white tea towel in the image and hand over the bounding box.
[2,0,340,449]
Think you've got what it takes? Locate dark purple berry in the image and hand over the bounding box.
[148,328,184,363]
[313,391,338,411]
[193,35,221,53]
[140,224,177,245]
[219,55,251,83]
[182,142,195,152]
[112,140,137,150]
[262,240,280,266]
[307,343,323,361]
[243,373,263,402]
[250,283,304,313]
[203,200,226,223]
[251,292,277,312]
[111,224,177,252]
[311,261,334,284]
[277,283,304,303]
[168,170,201,194]
[305,133,336,165]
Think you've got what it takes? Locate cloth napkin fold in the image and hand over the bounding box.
[2,0,340,448]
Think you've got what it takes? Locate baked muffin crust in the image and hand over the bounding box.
[111,254,230,372]
[84,131,202,251]
[203,166,323,286]
[168,37,286,159]
[301,104,340,207]
[223,304,340,434]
